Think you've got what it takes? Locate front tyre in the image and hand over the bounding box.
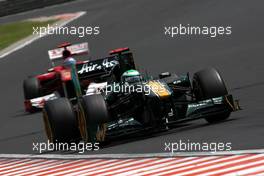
[192,68,230,123]
[23,77,41,99]
[78,94,109,143]
[43,98,80,143]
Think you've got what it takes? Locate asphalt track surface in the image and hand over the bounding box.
[0,0,264,154]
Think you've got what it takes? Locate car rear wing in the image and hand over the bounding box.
[76,49,136,82]
[48,42,89,66]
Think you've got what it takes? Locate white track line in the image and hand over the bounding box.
[0,11,86,59]
[1,149,264,159]
[0,0,85,20]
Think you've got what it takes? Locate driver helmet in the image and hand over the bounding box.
[121,70,142,83]
[62,49,71,59]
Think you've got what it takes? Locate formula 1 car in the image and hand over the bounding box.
[43,56,240,143]
[23,42,135,112]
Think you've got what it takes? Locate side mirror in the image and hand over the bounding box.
[159,72,171,79]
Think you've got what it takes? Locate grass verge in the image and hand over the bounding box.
[0,20,56,50]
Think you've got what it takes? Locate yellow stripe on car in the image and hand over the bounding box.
[147,81,170,99]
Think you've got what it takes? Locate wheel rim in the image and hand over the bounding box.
[78,103,107,143]
[96,124,107,142]
[77,105,88,142]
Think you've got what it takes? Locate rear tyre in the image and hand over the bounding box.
[78,94,109,143]
[23,77,41,99]
[43,98,80,143]
[192,68,230,123]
